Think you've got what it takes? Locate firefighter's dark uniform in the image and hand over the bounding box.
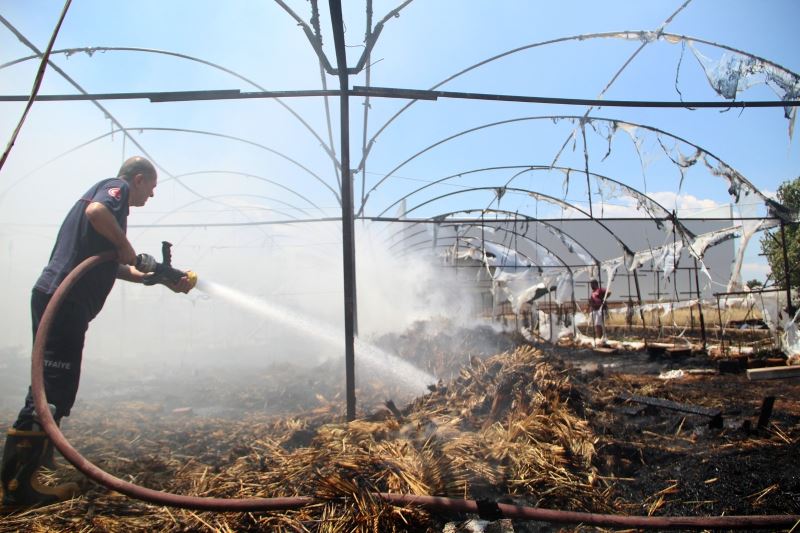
[2,177,129,509]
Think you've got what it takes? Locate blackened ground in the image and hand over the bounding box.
[553,347,800,520]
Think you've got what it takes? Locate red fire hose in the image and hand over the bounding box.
[30,253,800,529]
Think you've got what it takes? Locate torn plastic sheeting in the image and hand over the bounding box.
[781,308,800,363]
[554,271,574,304]
[491,281,512,312]
[513,282,548,313]
[719,295,752,308]
[450,244,483,263]
[613,121,644,152]
[470,239,532,270]
[675,147,703,195]
[507,269,573,313]
[494,269,538,283]
[689,45,764,99]
[559,167,571,198]
[609,30,660,44]
[538,310,573,343]
[611,298,699,317]
[545,225,593,265]
[638,302,673,314]
[691,225,741,259]
[448,240,531,274]
[595,179,666,224]
[629,248,658,271]
[605,121,652,190]
[534,270,573,306]
[601,256,624,287]
[656,239,683,280]
[688,42,799,137]
[758,293,782,340]
[676,146,703,169]
[572,266,594,283]
[727,217,766,293]
[703,156,769,208]
[606,117,784,223]
[656,138,704,205]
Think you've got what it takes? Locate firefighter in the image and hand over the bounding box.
[1,156,194,509]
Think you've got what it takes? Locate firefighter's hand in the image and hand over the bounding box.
[116,241,136,266]
[166,275,194,294]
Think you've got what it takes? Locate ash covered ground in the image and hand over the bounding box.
[1,322,798,532]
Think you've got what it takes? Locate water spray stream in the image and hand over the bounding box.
[194,278,436,395]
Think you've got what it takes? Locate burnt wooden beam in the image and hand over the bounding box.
[618,393,723,428]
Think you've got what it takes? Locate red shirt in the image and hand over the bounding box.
[590,287,607,310]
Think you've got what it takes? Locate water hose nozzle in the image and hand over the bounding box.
[135,241,197,288]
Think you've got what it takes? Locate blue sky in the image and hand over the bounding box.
[0,1,798,352]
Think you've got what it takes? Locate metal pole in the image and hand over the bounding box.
[716,296,726,355]
[655,268,663,334]
[687,267,695,330]
[548,286,554,342]
[693,258,707,351]
[780,221,796,315]
[329,0,357,421]
[632,268,646,345]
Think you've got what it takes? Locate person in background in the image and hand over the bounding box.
[589,279,610,346]
[1,156,194,510]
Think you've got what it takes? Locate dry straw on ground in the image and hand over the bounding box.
[1,346,609,532]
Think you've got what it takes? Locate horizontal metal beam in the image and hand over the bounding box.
[354,86,800,108]
[366,216,783,223]
[1,87,797,108]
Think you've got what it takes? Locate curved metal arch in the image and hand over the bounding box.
[442,223,579,272]
[388,220,568,271]
[386,226,429,252]
[399,185,636,259]
[377,163,694,240]
[440,225,574,273]
[122,127,340,203]
[0,19,341,211]
[362,115,784,220]
[176,193,310,220]
[401,234,548,273]
[383,207,600,266]
[498,165,697,246]
[130,193,307,252]
[170,170,323,214]
[0,126,341,205]
[0,16,305,219]
[134,193,305,235]
[356,29,799,174]
[0,16,194,206]
[0,46,340,168]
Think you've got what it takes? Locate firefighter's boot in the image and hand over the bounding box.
[1,428,78,510]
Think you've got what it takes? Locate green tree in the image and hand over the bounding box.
[760,176,800,301]
[746,279,763,289]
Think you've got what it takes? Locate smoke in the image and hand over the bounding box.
[1,218,474,366]
[0,217,483,415]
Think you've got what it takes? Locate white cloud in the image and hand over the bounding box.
[646,192,722,215]
[591,191,724,218]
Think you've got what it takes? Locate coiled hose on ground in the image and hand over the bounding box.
[30,252,800,529]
